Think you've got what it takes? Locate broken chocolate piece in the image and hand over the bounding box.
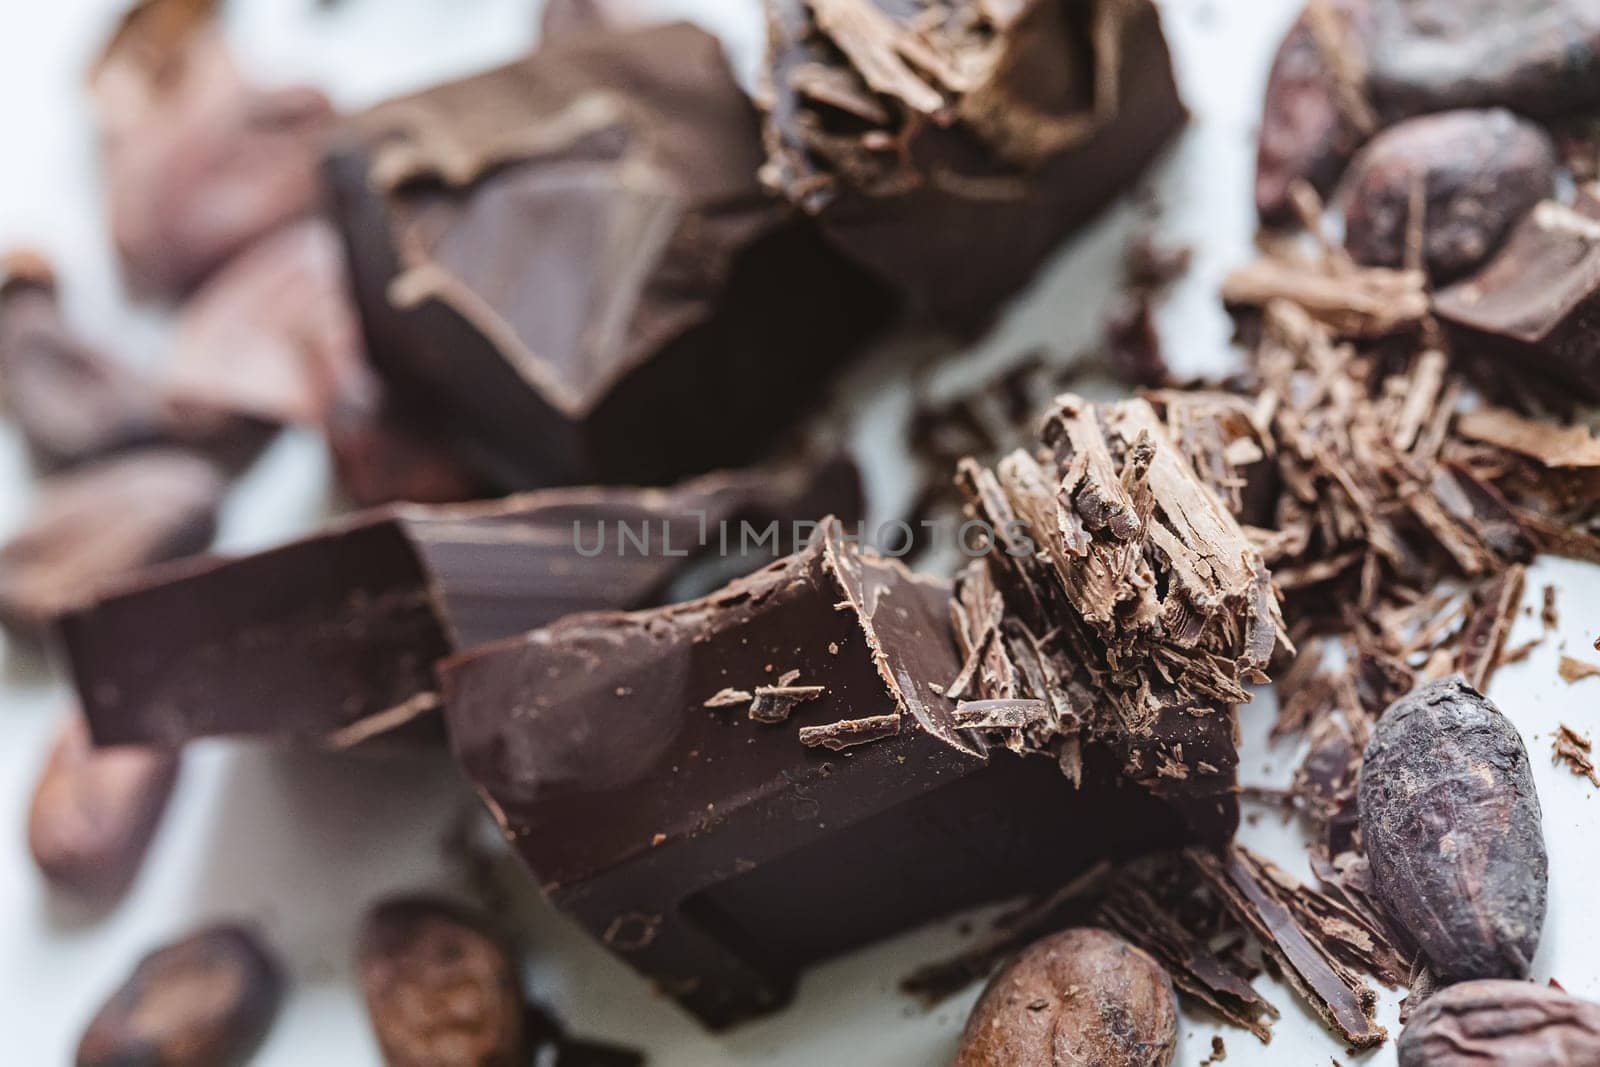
[441,520,1210,1028]
[27,710,178,900]
[1435,202,1600,400]
[327,23,890,491]
[1367,0,1600,120]
[89,0,335,296]
[0,449,223,634]
[1560,655,1600,683]
[0,253,169,468]
[357,897,524,1067]
[1337,109,1556,282]
[760,0,1186,334]
[1359,677,1547,982]
[1553,724,1600,786]
[1255,0,1376,225]
[1398,979,1600,1067]
[76,924,283,1067]
[953,928,1178,1067]
[61,459,859,747]
[796,713,899,750]
[748,684,824,724]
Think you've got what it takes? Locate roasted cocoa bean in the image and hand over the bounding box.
[27,711,178,898]
[1338,110,1556,282]
[357,897,524,1067]
[76,924,283,1067]
[955,927,1177,1067]
[1256,0,1375,225]
[1398,980,1600,1066]
[1368,0,1600,120]
[1359,676,1547,981]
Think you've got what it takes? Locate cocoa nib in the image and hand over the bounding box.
[1359,677,1547,982]
[954,928,1177,1067]
[27,711,177,900]
[357,897,524,1067]
[1256,0,1376,225]
[1399,980,1600,1067]
[1338,109,1556,282]
[76,924,283,1067]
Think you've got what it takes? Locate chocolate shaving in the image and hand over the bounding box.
[1553,724,1600,786]
[952,700,1049,731]
[797,713,900,751]
[703,688,753,709]
[1558,656,1600,684]
[749,685,825,724]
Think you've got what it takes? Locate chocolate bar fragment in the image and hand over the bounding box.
[0,449,224,635]
[61,459,859,749]
[326,23,892,491]
[1434,202,1600,401]
[441,521,1215,1029]
[759,0,1186,334]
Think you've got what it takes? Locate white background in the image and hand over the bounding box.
[1,0,1597,1063]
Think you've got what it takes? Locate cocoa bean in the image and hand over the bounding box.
[76,925,283,1067]
[955,927,1177,1067]
[1399,980,1600,1066]
[357,897,524,1067]
[27,711,178,899]
[1359,676,1547,982]
[1338,109,1556,282]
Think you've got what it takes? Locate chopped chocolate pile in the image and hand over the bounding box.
[760,0,1187,333]
[327,22,892,491]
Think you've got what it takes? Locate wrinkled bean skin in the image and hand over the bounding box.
[1399,980,1600,1066]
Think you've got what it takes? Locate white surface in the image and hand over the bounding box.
[2,1,1596,1064]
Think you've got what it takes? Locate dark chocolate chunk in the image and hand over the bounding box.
[760,0,1186,334]
[441,519,1207,1028]
[1255,0,1376,226]
[1398,979,1600,1067]
[27,710,178,900]
[357,897,523,1067]
[1434,202,1600,400]
[1368,0,1600,120]
[61,458,859,748]
[89,0,334,296]
[326,23,890,491]
[0,449,224,634]
[1338,110,1556,282]
[1359,676,1547,982]
[76,924,283,1067]
[953,928,1178,1067]
[0,253,167,469]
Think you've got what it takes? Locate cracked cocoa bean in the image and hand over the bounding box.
[1338,109,1556,282]
[1399,980,1600,1066]
[357,897,524,1067]
[1359,676,1547,982]
[76,925,283,1067]
[955,927,1177,1067]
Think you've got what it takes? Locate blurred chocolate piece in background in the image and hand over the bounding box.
[327,23,892,492]
[0,449,224,635]
[61,457,860,749]
[759,0,1186,334]
[540,0,652,41]
[89,0,335,297]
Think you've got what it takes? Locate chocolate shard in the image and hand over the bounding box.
[1337,109,1557,282]
[760,0,1186,334]
[1189,846,1387,1049]
[0,449,224,635]
[27,710,178,900]
[1434,201,1600,400]
[0,254,169,468]
[1255,0,1377,225]
[89,0,335,296]
[76,924,283,1067]
[326,23,891,491]
[1367,0,1600,121]
[441,520,1209,1029]
[1358,676,1548,983]
[748,684,824,724]
[357,897,524,1067]
[61,458,860,748]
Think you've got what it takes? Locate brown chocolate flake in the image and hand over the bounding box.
[1553,724,1600,787]
[1559,656,1600,684]
[1200,1035,1227,1066]
[748,685,825,724]
[797,713,900,751]
[951,700,1049,731]
[702,688,753,709]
